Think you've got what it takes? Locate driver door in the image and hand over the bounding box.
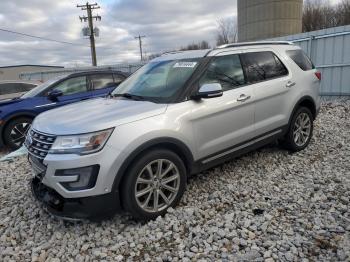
[37,76,92,112]
[190,53,256,160]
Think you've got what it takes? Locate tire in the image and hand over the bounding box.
[283,107,313,152]
[121,149,187,220]
[3,117,32,150]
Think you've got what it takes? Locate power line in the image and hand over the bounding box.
[0,28,89,47]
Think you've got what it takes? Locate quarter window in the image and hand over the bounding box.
[53,76,87,95]
[286,49,314,71]
[199,54,245,91]
[90,74,115,90]
[240,51,288,83]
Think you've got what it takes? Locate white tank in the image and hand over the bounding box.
[238,0,303,42]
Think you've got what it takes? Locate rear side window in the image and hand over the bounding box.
[113,74,126,85]
[286,49,314,71]
[240,51,288,84]
[90,74,115,90]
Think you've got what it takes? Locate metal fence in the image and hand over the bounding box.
[19,62,146,82]
[269,25,350,97]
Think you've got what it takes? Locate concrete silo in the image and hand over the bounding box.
[237,0,303,42]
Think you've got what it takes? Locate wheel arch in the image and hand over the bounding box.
[112,137,194,193]
[1,112,36,145]
[288,96,316,129]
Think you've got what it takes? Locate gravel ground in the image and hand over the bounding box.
[0,100,349,261]
[0,149,8,158]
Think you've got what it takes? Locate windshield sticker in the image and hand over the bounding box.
[173,62,197,68]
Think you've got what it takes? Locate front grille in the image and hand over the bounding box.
[25,129,56,161]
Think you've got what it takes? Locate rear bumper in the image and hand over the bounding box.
[31,177,122,220]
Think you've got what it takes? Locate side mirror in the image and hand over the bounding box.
[191,83,223,100]
[47,89,63,101]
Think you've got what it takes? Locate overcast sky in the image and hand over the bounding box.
[0,0,340,67]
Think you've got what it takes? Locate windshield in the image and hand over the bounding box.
[21,75,67,98]
[112,58,201,102]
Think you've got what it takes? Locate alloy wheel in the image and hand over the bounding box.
[293,112,311,147]
[134,159,180,213]
[10,122,31,147]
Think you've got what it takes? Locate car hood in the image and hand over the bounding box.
[33,97,168,135]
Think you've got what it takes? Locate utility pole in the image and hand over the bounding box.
[135,35,146,61]
[77,2,101,66]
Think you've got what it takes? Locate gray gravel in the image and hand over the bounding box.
[1,100,350,261]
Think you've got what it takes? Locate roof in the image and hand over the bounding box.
[215,41,293,49]
[0,80,40,84]
[0,64,64,69]
[153,41,296,61]
[151,49,211,62]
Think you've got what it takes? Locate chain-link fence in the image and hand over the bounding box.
[19,62,146,82]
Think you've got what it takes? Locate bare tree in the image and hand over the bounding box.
[216,17,237,46]
[338,0,350,26]
[180,40,211,51]
[303,0,350,32]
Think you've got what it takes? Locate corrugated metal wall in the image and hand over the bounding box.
[19,62,146,82]
[270,25,350,96]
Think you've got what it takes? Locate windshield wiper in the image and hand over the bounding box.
[112,93,146,101]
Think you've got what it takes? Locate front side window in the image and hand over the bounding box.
[112,58,201,102]
[90,74,115,90]
[199,54,245,91]
[240,51,288,83]
[52,76,87,96]
[286,49,314,71]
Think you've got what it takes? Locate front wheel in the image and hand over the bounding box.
[283,107,313,152]
[121,149,187,220]
[3,117,32,150]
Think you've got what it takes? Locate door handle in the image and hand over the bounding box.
[237,94,251,102]
[286,81,296,88]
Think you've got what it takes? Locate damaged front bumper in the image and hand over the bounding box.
[31,177,122,221]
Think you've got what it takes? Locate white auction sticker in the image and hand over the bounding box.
[173,62,197,68]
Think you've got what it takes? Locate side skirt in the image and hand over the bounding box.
[191,126,288,174]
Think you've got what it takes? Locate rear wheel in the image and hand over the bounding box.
[283,107,313,152]
[4,117,32,150]
[121,149,187,220]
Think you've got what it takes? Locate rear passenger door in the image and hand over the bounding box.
[240,50,292,136]
[89,73,125,97]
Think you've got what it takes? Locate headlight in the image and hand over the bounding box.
[49,128,113,155]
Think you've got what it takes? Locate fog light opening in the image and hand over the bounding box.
[56,165,99,191]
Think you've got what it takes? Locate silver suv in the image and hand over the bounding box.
[26,42,321,220]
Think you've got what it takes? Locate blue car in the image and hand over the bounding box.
[0,70,128,149]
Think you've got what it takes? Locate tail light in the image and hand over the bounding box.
[315,71,321,81]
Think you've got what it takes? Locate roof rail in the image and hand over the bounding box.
[216,41,293,49]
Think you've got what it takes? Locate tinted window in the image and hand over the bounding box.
[0,83,36,95]
[113,74,126,85]
[53,76,87,95]
[286,50,314,71]
[241,51,288,83]
[199,54,245,91]
[90,74,115,90]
